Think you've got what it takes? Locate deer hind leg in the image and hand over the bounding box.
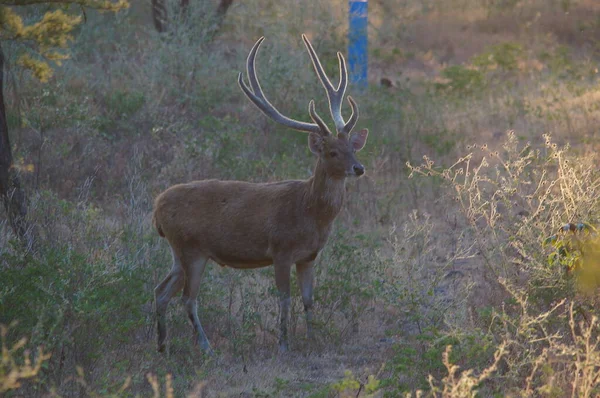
[155,249,185,353]
[296,261,314,339]
[274,262,292,353]
[181,253,213,354]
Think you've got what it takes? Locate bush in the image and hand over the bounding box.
[0,189,151,393]
[436,66,485,95]
[106,90,146,119]
[0,325,51,394]
[406,132,600,393]
[472,42,524,73]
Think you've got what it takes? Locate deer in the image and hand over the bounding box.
[152,34,369,354]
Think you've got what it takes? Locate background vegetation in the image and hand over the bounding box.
[2,0,600,396]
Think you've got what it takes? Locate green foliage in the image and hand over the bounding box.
[332,370,360,393]
[187,114,285,181]
[0,244,147,348]
[372,46,405,66]
[314,229,382,343]
[330,370,380,397]
[436,65,485,95]
[437,42,523,96]
[0,190,149,391]
[249,377,291,398]
[384,329,496,394]
[421,129,457,156]
[483,0,521,14]
[544,223,600,294]
[539,46,582,80]
[426,343,505,398]
[472,42,523,73]
[105,90,146,119]
[0,0,128,81]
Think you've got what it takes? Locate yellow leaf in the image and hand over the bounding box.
[17,54,52,82]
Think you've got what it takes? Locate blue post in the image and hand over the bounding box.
[348,0,368,89]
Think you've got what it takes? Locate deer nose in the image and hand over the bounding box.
[353,164,365,176]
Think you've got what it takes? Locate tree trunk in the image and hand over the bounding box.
[151,0,168,33]
[0,44,31,249]
[215,0,234,18]
[214,0,234,30]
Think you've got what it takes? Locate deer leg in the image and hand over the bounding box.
[155,251,185,352]
[274,262,292,352]
[296,261,314,339]
[181,254,213,354]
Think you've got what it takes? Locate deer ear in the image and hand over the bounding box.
[349,128,368,151]
[308,132,324,154]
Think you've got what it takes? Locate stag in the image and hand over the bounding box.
[153,34,369,354]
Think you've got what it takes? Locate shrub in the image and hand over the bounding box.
[105,90,146,119]
[436,66,485,95]
[0,325,51,394]
[313,228,384,344]
[409,132,600,304]
[472,42,524,73]
[406,132,600,393]
[0,189,151,393]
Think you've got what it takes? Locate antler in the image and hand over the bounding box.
[301,34,359,137]
[238,36,360,137]
[238,37,324,135]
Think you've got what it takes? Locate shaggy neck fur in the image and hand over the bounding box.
[304,158,345,225]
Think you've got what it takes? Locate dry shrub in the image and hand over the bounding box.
[425,343,506,398]
[382,211,474,335]
[406,131,600,394]
[409,131,600,301]
[0,324,51,394]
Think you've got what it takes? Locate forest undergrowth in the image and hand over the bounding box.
[2,0,600,396]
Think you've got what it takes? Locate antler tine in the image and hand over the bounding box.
[238,37,322,135]
[302,34,351,135]
[308,100,333,136]
[336,52,348,94]
[340,96,359,136]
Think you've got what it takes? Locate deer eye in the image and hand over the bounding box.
[329,151,338,158]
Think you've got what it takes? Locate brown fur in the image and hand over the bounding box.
[153,155,351,269]
[152,211,165,237]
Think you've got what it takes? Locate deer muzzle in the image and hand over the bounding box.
[352,163,365,176]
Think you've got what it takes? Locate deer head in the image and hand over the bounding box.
[238,35,369,180]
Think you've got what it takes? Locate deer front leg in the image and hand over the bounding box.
[296,261,314,339]
[274,262,292,352]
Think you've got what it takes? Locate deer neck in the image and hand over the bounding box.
[305,159,345,224]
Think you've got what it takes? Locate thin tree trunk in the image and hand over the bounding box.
[152,0,168,33]
[0,43,31,249]
[180,0,190,14]
[213,0,234,31]
[215,0,234,19]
